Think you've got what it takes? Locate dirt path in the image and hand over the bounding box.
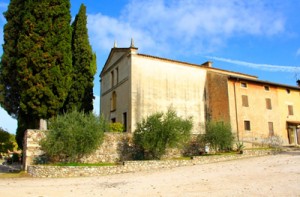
[0,151,299,197]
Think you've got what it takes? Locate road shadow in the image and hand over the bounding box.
[0,164,22,173]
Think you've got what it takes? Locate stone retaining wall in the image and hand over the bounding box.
[27,149,276,178]
[23,130,181,171]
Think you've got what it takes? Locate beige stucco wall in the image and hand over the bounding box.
[100,49,132,131]
[130,54,207,134]
[277,87,300,144]
[227,80,297,145]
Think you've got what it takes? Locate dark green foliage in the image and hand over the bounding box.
[0,128,15,153]
[133,109,193,160]
[202,121,234,152]
[1,0,73,148]
[41,110,106,162]
[0,0,23,118]
[17,0,72,119]
[63,4,96,113]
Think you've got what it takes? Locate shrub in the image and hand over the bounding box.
[133,108,193,160]
[108,122,124,132]
[41,110,106,162]
[262,135,283,150]
[202,121,234,152]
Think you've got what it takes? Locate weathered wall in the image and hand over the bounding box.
[227,79,300,145]
[100,48,132,131]
[27,149,277,178]
[23,130,46,171]
[23,130,182,171]
[206,71,231,123]
[131,54,207,134]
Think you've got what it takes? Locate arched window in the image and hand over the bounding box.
[111,91,117,111]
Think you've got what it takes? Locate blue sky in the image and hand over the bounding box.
[1,0,300,134]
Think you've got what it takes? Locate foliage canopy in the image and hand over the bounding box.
[41,110,106,162]
[0,127,16,153]
[133,109,193,159]
[63,3,96,113]
[201,121,234,152]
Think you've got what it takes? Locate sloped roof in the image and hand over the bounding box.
[228,75,300,90]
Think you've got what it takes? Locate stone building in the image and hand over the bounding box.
[100,42,300,146]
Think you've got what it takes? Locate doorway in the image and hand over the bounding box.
[287,124,299,145]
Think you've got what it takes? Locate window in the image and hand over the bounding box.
[265,98,272,110]
[111,71,114,87]
[264,86,270,91]
[111,91,117,111]
[242,95,249,107]
[111,118,116,123]
[116,67,119,84]
[286,89,291,94]
[288,105,294,115]
[123,112,127,132]
[244,120,251,131]
[268,122,274,136]
[241,82,247,88]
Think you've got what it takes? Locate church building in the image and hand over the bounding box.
[100,41,300,146]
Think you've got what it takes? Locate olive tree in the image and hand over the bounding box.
[41,110,106,162]
[133,109,193,160]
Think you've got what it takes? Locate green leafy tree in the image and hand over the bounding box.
[63,4,96,113]
[0,128,15,153]
[202,121,234,152]
[133,109,193,159]
[41,110,106,162]
[1,0,73,148]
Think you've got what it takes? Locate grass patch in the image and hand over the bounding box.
[168,156,192,161]
[51,162,117,167]
[0,171,30,179]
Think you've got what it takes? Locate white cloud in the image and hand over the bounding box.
[0,107,17,134]
[87,0,286,56]
[207,56,300,73]
[296,48,300,56]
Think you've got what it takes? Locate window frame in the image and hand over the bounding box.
[264,85,270,91]
[268,122,274,136]
[244,120,251,131]
[240,82,248,88]
[111,91,117,111]
[288,105,294,115]
[242,95,249,107]
[265,98,272,110]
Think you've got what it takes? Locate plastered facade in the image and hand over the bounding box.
[100,44,300,145]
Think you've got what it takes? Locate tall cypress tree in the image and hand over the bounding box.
[1,0,73,148]
[0,0,24,119]
[63,4,96,113]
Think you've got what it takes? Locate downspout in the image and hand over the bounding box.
[233,79,240,141]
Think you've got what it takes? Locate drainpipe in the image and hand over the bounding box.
[233,79,239,141]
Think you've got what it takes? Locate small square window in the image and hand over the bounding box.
[264,86,270,91]
[244,120,251,131]
[241,82,247,88]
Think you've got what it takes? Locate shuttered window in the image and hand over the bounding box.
[266,98,272,110]
[288,105,294,115]
[268,122,274,136]
[242,95,249,107]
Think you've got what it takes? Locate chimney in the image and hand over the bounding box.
[201,61,213,68]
